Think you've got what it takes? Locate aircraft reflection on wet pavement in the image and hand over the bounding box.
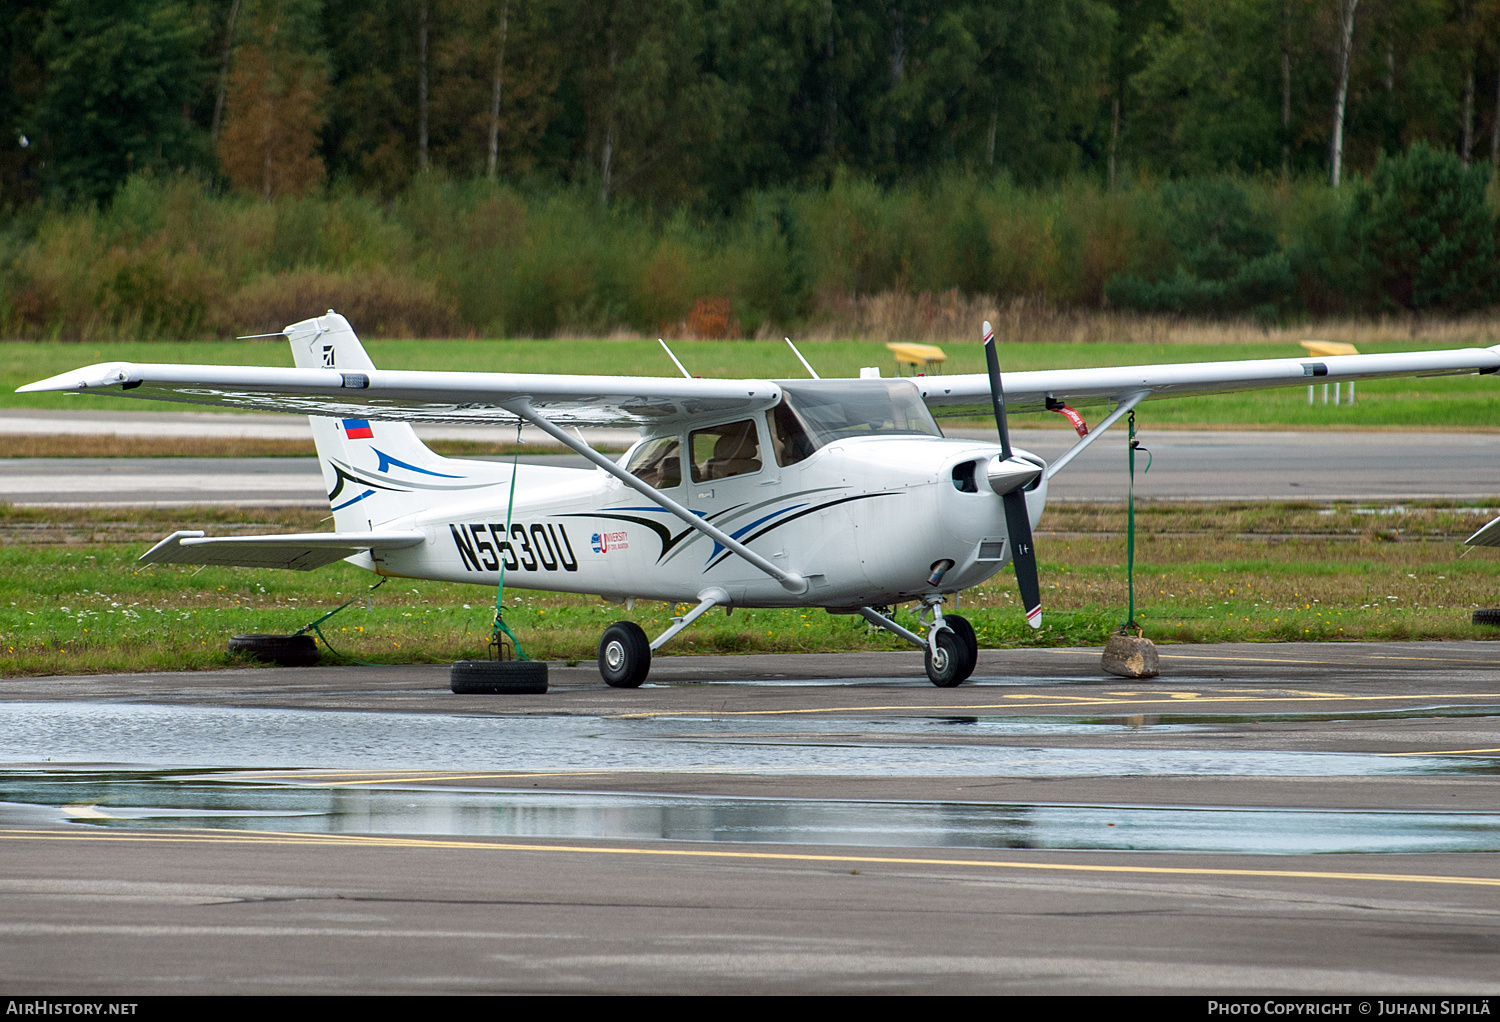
[4,772,1500,856]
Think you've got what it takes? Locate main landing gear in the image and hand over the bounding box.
[599,587,729,688]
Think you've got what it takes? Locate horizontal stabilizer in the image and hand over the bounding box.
[140,530,425,571]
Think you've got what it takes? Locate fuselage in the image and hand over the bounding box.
[366,432,1047,609]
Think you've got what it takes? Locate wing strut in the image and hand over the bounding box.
[1043,391,1149,481]
[507,402,810,594]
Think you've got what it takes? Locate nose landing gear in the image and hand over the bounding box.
[860,598,979,686]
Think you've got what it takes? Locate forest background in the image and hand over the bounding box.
[4,0,1500,341]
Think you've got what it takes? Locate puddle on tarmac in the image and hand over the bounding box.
[0,771,1497,855]
[1,701,1495,777]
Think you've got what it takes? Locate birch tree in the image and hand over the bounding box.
[1329,0,1358,185]
[487,0,509,178]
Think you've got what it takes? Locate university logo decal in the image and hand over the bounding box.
[591,529,628,554]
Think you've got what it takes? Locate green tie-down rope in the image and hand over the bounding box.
[491,452,530,662]
[295,576,388,665]
[1123,409,1152,632]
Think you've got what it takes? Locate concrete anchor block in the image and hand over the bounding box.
[1102,632,1160,678]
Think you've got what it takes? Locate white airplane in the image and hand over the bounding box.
[19,312,1500,687]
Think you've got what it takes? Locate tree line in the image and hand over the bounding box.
[4,0,1500,208]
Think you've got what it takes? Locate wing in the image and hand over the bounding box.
[21,345,1499,423]
[18,362,783,427]
[1467,516,1500,548]
[141,530,426,571]
[912,347,1500,412]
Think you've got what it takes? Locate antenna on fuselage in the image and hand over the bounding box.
[658,338,694,379]
[785,337,821,379]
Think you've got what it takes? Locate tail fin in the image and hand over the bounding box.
[285,312,497,530]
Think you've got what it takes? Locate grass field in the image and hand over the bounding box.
[4,336,1500,430]
[3,501,1498,678]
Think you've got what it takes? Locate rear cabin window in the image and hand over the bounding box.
[689,419,763,482]
[625,436,682,489]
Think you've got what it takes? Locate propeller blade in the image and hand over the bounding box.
[982,321,1013,461]
[1004,491,1043,629]
[984,321,1042,629]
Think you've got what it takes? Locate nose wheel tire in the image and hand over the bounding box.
[924,628,967,687]
[599,621,652,688]
[943,614,979,682]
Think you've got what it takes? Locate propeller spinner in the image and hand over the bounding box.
[982,321,1043,629]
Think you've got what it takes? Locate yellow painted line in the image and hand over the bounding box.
[4,828,1499,891]
[1071,649,1498,668]
[615,692,1500,719]
[219,770,610,788]
[318,771,609,788]
[1367,656,1500,664]
[1382,747,1500,757]
[1158,654,1365,666]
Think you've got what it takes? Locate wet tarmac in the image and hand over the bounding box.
[3,770,1499,856]
[0,700,1493,779]
[2,642,1499,993]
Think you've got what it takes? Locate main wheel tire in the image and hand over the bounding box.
[451,659,548,694]
[944,614,979,682]
[228,633,319,667]
[1474,608,1500,626]
[924,628,966,687]
[599,621,651,688]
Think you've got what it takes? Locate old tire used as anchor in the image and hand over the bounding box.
[228,633,319,667]
[599,621,652,688]
[451,659,549,694]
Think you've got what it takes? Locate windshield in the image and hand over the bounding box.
[769,380,942,464]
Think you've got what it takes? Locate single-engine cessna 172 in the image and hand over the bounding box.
[19,313,1500,687]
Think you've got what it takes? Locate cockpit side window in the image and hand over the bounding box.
[766,400,816,467]
[625,436,682,489]
[689,419,763,482]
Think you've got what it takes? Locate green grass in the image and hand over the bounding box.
[4,336,1498,428]
[4,501,1499,678]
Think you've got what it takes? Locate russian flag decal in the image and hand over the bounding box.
[342,418,374,439]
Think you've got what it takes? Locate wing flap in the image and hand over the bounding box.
[141,530,426,571]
